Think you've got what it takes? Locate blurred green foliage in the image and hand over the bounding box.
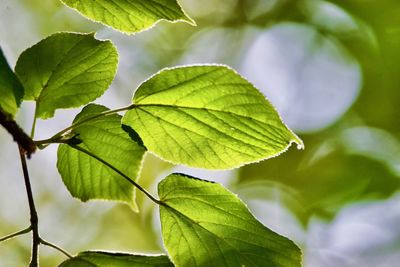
[233,0,400,225]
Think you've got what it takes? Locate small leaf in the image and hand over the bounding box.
[122,65,303,170]
[15,32,118,119]
[57,104,145,209]
[60,0,195,34]
[59,251,173,266]
[159,173,302,267]
[0,47,24,117]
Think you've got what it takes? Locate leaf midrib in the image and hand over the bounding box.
[35,35,88,102]
[134,105,288,154]
[163,204,259,267]
[133,103,287,131]
[137,107,262,159]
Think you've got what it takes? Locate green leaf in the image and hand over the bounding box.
[0,48,24,117]
[15,32,118,119]
[57,104,145,209]
[59,251,173,267]
[60,0,195,34]
[158,173,302,267]
[122,65,303,169]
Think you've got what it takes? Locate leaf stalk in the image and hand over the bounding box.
[40,238,73,259]
[34,104,137,147]
[69,144,162,205]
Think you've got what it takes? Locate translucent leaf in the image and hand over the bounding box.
[0,48,24,117]
[59,251,173,266]
[60,0,195,34]
[158,173,302,267]
[15,32,118,119]
[57,104,145,209]
[122,65,303,170]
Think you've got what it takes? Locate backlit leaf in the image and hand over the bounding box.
[0,48,24,117]
[158,173,302,267]
[59,251,173,266]
[60,0,195,34]
[122,65,303,169]
[57,104,145,209]
[15,32,118,119]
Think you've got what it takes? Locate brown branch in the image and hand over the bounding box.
[0,109,36,157]
[18,144,40,267]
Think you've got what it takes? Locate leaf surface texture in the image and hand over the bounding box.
[158,173,302,267]
[59,251,173,266]
[57,104,145,209]
[123,65,302,169]
[60,0,194,34]
[0,48,24,117]
[15,32,118,119]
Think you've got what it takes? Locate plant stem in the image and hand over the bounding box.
[18,144,40,267]
[30,105,37,139]
[40,238,73,259]
[34,104,136,147]
[70,145,162,205]
[0,226,31,243]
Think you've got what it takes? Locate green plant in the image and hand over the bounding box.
[0,1,304,266]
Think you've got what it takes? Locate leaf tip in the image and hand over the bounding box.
[296,140,305,150]
[293,136,305,150]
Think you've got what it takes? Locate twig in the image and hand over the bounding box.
[0,226,31,243]
[0,110,36,157]
[40,238,73,259]
[18,144,40,267]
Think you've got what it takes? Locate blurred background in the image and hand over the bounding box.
[1,0,400,266]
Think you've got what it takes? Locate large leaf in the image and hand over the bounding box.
[0,48,24,117]
[15,32,118,119]
[122,65,303,169]
[59,251,173,267]
[60,0,194,34]
[57,104,145,209]
[158,173,302,267]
